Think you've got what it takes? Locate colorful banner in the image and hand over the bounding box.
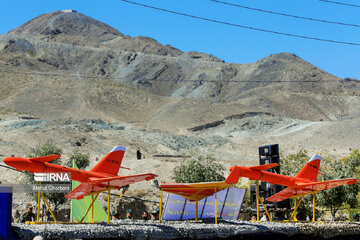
[162,188,247,221]
[201,189,228,218]
[70,161,107,222]
[162,193,186,221]
[182,198,206,220]
[221,188,246,219]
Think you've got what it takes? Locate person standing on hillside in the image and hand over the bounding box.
[136,149,142,160]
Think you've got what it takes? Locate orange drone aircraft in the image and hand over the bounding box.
[225,154,359,221]
[160,155,359,222]
[225,155,358,202]
[3,146,157,223]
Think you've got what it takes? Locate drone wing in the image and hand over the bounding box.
[266,178,359,202]
[296,178,359,191]
[160,181,234,202]
[65,173,157,199]
[266,187,296,202]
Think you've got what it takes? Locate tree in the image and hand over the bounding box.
[317,149,360,219]
[28,141,63,163]
[280,150,310,176]
[173,155,225,183]
[281,149,360,220]
[23,142,67,218]
[66,152,90,170]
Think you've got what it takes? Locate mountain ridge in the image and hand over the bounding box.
[0,10,359,155]
[1,10,360,217]
[8,10,124,40]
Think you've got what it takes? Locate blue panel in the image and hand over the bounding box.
[201,189,228,219]
[162,188,247,221]
[0,187,15,240]
[182,198,206,220]
[162,193,186,220]
[221,188,247,220]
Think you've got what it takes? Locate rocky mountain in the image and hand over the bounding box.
[1,10,359,221]
[8,10,124,42]
[0,10,359,164]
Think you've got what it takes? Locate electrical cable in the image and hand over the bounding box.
[319,0,360,8]
[118,0,360,46]
[0,69,349,83]
[211,0,360,28]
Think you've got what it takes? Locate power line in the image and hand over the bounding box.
[119,0,360,46]
[319,0,360,8]
[0,69,350,83]
[211,0,360,28]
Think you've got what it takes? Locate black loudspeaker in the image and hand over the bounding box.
[259,144,280,174]
[251,144,290,209]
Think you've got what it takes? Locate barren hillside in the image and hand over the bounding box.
[0,10,359,184]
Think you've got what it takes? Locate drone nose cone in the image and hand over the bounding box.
[3,157,29,170]
[3,157,14,166]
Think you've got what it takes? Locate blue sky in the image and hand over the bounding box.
[1,0,359,79]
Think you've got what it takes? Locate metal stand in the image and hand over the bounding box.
[255,180,272,221]
[214,188,218,224]
[195,200,198,222]
[312,193,316,222]
[29,186,119,224]
[288,196,303,221]
[30,183,57,224]
[287,191,319,222]
[80,192,100,223]
[79,187,116,224]
[107,189,111,224]
[159,189,163,223]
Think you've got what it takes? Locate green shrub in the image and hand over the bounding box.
[67,152,90,170]
[173,155,225,183]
